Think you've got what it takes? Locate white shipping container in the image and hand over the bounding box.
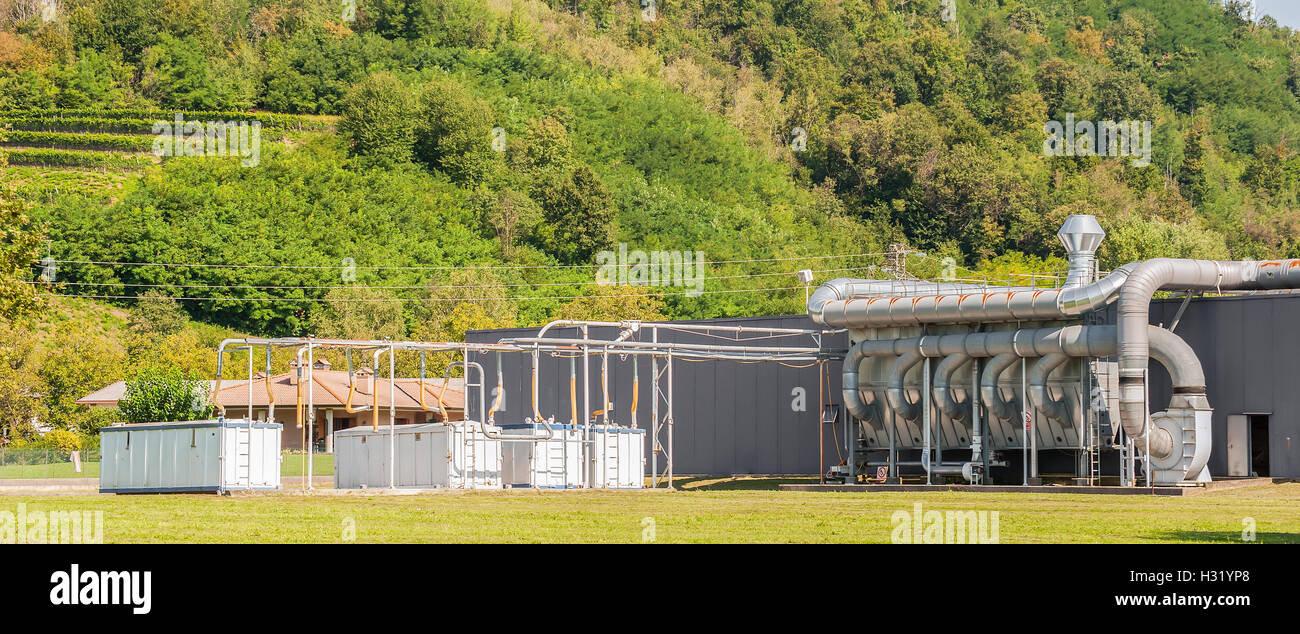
[501,424,584,489]
[587,425,645,489]
[334,422,501,489]
[100,420,282,493]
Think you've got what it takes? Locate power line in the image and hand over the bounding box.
[47,285,809,303]
[28,266,880,291]
[38,251,891,271]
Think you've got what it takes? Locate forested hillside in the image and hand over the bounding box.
[2,0,1299,437]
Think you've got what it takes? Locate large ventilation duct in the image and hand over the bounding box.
[808,264,1137,329]
[1027,353,1071,423]
[1116,258,1300,475]
[979,353,1021,424]
[932,353,970,422]
[841,346,882,425]
[841,324,1211,481]
[885,351,925,422]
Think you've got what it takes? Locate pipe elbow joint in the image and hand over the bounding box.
[808,278,851,325]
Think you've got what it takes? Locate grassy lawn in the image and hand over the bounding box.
[0,453,336,479]
[0,461,99,479]
[279,453,334,477]
[1,478,1297,543]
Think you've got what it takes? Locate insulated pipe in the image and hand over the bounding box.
[531,347,543,423]
[809,263,1138,328]
[417,352,447,422]
[841,343,882,424]
[630,358,639,429]
[295,346,309,430]
[487,351,504,424]
[212,343,228,417]
[569,356,578,425]
[264,346,275,423]
[885,350,924,422]
[1027,353,1071,423]
[372,349,386,432]
[344,349,371,415]
[932,352,970,422]
[979,353,1021,423]
[1116,258,1300,458]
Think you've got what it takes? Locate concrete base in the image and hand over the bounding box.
[779,477,1278,496]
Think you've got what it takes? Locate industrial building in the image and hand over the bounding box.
[471,216,1300,484]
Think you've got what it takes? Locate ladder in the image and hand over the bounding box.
[1086,359,1105,485]
[236,424,251,486]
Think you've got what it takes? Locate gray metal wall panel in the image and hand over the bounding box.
[470,315,845,476]
[472,298,1299,477]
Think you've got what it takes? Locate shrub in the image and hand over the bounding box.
[118,366,214,424]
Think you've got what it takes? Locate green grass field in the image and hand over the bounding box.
[0,453,334,479]
[2,479,1297,543]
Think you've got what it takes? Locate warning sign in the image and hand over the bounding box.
[876,466,888,480]
[1024,411,1033,430]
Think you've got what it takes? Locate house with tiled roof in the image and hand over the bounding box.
[77,359,466,452]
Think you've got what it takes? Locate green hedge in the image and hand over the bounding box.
[0,109,334,131]
[2,130,154,152]
[3,148,151,169]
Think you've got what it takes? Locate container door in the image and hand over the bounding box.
[1227,415,1249,477]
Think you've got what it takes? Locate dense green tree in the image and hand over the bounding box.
[339,71,417,164]
[413,74,501,184]
[0,182,43,324]
[532,165,616,265]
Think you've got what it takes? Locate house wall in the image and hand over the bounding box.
[222,408,458,451]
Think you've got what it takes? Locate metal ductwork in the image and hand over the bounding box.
[820,214,1300,485]
[1116,258,1300,476]
[885,351,924,422]
[808,264,1137,329]
[979,353,1021,424]
[932,353,971,422]
[841,345,882,425]
[841,324,1209,482]
[1027,353,1070,423]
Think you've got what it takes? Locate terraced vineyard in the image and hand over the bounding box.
[0,109,336,171]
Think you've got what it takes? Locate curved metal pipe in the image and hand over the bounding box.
[932,352,970,422]
[1027,353,1070,423]
[344,349,371,415]
[809,263,1137,328]
[487,351,504,424]
[979,353,1021,423]
[1116,258,1300,460]
[841,342,882,424]
[264,346,275,423]
[418,352,448,422]
[885,350,924,422]
[372,349,386,432]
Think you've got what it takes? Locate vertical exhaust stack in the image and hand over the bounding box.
[1058,215,1105,288]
